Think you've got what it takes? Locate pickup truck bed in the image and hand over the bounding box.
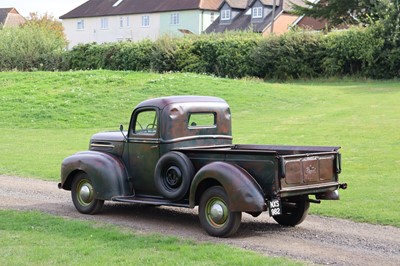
[178,144,342,199]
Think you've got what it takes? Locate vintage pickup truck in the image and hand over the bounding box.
[59,96,346,237]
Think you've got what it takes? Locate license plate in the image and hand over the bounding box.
[269,199,282,216]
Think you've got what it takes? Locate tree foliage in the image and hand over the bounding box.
[0,22,67,71]
[291,0,392,27]
[24,12,66,41]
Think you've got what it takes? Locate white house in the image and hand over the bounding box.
[60,0,222,47]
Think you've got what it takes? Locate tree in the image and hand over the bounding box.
[0,12,68,71]
[290,0,391,28]
[379,0,400,44]
[24,12,66,41]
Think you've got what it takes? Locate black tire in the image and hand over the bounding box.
[154,151,194,201]
[71,172,104,214]
[273,196,309,226]
[199,186,242,237]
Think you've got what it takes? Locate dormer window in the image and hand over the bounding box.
[252,7,263,19]
[221,9,231,20]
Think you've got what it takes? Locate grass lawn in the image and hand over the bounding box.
[0,70,399,227]
[0,210,298,266]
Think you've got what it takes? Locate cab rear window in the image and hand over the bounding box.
[188,113,216,128]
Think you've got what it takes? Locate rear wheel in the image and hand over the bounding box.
[273,196,309,226]
[199,186,241,237]
[71,172,104,214]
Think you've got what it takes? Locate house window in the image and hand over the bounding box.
[142,15,150,27]
[171,13,180,25]
[221,9,231,21]
[101,17,109,29]
[77,19,84,30]
[126,16,130,27]
[252,7,263,18]
[210,12,215,22]
[120,17,124,28]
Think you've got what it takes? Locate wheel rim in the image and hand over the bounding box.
[76,179,94,206]
[165,166,182,188]
[205,197,229,228]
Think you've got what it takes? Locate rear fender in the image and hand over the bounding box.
[60,151,131,200]
[189,162,266,212]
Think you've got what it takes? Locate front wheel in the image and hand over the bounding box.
[71,172,104,214]
[273,196,309,226]
[199,186,241,237]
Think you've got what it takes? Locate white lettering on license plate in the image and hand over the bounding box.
[269,199,282,216]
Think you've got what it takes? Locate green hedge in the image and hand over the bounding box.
[1,24,399,79]
[64,26,399,80]
[66,33,263,78]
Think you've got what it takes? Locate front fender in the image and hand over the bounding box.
[60,151,131,200]
[189,162,266,212]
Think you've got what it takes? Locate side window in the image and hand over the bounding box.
[188,113,216,128]
[134,110,157,134]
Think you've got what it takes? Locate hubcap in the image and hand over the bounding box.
[77,180,93,206]
[166,166,182,188]
[79,185,91,203]
[206,198,228,227]
[210,202,224,222]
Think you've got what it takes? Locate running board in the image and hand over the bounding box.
[112,196,190,208]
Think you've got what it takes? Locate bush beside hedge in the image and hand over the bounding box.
[251,31,325,80]
[0,25,66,71]
[1,24,399,79]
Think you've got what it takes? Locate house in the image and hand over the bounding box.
[60,0,223,47]
[0,8,26,28]
[205,0,323,35]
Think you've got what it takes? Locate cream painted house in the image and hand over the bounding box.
[60,0,222,47]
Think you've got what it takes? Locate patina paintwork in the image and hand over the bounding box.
[59,96,347,237]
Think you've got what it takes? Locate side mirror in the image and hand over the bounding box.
[120,124,127,141]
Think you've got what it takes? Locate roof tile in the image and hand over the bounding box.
[60,0,223,19]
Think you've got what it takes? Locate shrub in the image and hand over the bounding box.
[0,24,67,71]
[150,36,178,72]
[362,20,400,79]
[322,27,385,77]
[175,37,215,74]
[66,43,110,70]
[175,32,262,78]
[110,40,153,71]
[252,30,325,80]
[214,34,261,78]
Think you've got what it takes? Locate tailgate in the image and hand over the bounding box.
[278,152,341,197]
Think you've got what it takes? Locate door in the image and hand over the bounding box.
[127,108,160,195]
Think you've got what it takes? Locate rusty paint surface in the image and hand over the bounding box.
[60,96,345,213]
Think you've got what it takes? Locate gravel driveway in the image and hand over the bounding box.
[1,175,399,265]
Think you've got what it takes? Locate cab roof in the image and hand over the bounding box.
[135,96,228,110]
